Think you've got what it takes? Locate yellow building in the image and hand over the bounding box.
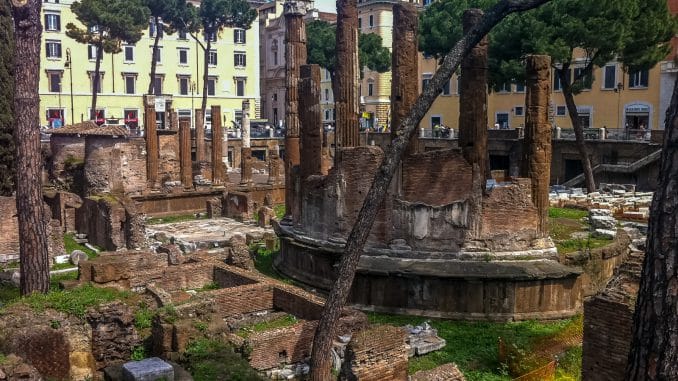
[39,0,261,130]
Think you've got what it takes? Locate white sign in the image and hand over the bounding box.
[154,96,165,113]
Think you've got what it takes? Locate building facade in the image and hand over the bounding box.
[40,0,261,130]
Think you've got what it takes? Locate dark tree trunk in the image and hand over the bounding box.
[10,0,50,295]
[147,15,161,95]
[200,34,212,118]
[625,73,678,380]
[91,43,103,120]
[559,66,595,192]
[308,1,552,379]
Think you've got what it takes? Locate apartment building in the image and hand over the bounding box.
[40,0,261,130]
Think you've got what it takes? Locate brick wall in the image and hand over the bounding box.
[582,296,633,381]
[159,132,180,184]
[0,197,19,261]
[214,266,259,288]
[402,149,472,206]
[247,320,317,370]
[340,325,409,381]
[175,284,275,319]
[50,136,85,179]
[273,286,324,321]
[76,197,128,251]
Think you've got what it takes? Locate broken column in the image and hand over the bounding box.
[144,101,159,189]
[268,145,283,185]
[170,110,178,131]
[335,0,360,148]
[458,9,489,237]
[390,2,419,146]
[284,0,308,219]
[211,105,224,186]
[521,55,552,237]
[299,64,323,178]
[179,118,192,189]
[240,100,253,185]
[195,109,205,163]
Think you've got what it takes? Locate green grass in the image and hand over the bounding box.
[548,207,588,220]
[196,282,219,292]
[555,346,582,380]
[368,313,581,380]
[1,271,80,307]
[251,241,295,285]
[182,338,264,381]
[64,233,99,259]
[236,314,298,338]
[273,204,285,220]
[146,214,199,225]
[556,235,613,254]
[12,283,131,318]
[134,305,155,330]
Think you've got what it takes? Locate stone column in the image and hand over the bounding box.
[458,9,488,238]
[284,0,308,219]
[299,64,323,178]
[390,2,419,147]
[521,55,552,237]
[144,102,159,189]
[171,110,178,131]
[195,108,205,162]
[211,105,224,186]
[335,0,360,148]
[268,145,283,185]
[240,100,253,185]
[179,118,192,189]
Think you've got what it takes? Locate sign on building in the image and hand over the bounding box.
[154,96,166,113]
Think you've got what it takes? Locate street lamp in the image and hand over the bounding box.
[65,48,74,126]
[614,81,624,137]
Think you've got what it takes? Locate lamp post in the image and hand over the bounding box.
[614,81,624,138]
[65,48,74,126]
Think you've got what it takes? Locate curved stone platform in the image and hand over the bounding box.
[275,226,583,321]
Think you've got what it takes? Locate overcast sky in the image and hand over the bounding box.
[315,0,336,13]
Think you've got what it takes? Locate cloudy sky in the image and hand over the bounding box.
[315,0,336,13]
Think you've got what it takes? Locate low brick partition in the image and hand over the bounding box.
[411,363,466,381]
[272,286,324,321]
[340,325,409,381]
[247,320,317,370]
[174,284,275,319]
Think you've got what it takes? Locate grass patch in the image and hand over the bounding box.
[555,345,582,380]
[196,282,219,292]
[51,263,77,271]
[251,241,295,285]
[273,204,285,220]
[236,315,298,338]
[1,272,80,307]
[556,235,613,254]
[368,313,581,380]
[64,233,99,259]
[146,214,199,225]
[134,305,155,330]
[182,338,264,381]
[13,283,130,318]
[548,207,588,220]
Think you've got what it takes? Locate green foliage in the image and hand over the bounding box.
[196,282,219,292]
[14,284,130,318]
[236,314,297,338]
[251,241,294,285]
[556,235,612,254]
[183,338,264,381]
[130,344,148,361]
[64,233,99,259]
[273,204,285,220]
[134,305,155,330]
[158,304,178,323]
[555,346,582,380]
[50,319,61,329]
[194,321,208,332]
[548,208,588,220]
[0,0,14,195]
[368,313,581,380]
[418,0,496,60]
[306,20,392,79]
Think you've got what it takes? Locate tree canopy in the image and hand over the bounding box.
[66,0,149,118]
[0,0,15,195]
[305,20,392,79]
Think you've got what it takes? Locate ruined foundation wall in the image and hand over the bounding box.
[402,149,472,205]
[248,321,317,370]
[0,197,19,262]
[83,138,146,196]
[50,136,85,179]
[340,325,408,381]
[76,197,129,251]
[390,200,468,252]
[158,132,180,185]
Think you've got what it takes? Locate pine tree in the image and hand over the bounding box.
[0,0,15,195]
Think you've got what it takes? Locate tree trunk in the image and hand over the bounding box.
[147,15,161,95]
[560,67,595,192]
[625,73,678,380]
[91,42,103,120]
[200,35,211,118]
[10,0,50,295]
[308,1,552,378]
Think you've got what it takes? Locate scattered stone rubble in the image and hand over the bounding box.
[588,209,618,239]
[405,322,447,357]
[550,184,652,221]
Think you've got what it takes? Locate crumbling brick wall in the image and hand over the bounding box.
[159,132,180,185]
[50,135,85,182]
[0,196,20,262]
[76,196,128,251]
[247,320,317,370]
[174,284,275,319]
[84,137,146,196]
[402,149,472,205]
[273,286,324,321]
[340,325,408,381]
[390,200,468,252]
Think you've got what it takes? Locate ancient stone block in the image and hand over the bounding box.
[225,234,254,270]
[121,358,174,381]
[87,302,139,370]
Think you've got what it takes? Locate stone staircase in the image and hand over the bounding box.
[562,149,662,188]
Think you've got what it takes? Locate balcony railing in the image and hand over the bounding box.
[554,127,656,142]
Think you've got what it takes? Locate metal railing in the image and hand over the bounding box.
[554,127,653,142]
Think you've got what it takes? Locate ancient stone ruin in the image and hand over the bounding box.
[275,7,583,320]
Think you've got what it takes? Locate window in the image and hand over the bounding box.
[358,17,362,29]
[123,74,136,94]
[44,13,60,31]
[207,77,216,96]
[553,68,571,91]
[178,76,190,95]
[152,46,162,64]
[577,108,591,128]
[629,69,649,88]
[325,70,330,80]
[273,50,278,66]
[87,44,98,60]
[515,82,525,93]
[514,106,524,116]
[494,82,511,93]
[91,109,105,125]
[236,78,245,97]
[573,67,592,90]
[124,46,134,63]
[149,18,163,38]
[369,15,374,27]
[603,65,616,89]
[153,75,163,95]
[556,106,567,116]
[45,40,61,58]
[422,74,432,91]
[178,29,187,40]
[124,109,139,128]
[442,80,450,95]
[88,72,103,93]
[46,108,64,128]
[234,29,246,44]
[88,25,99,34]
[234,52,246,67]
[324,88,329,101]
[273,93,278,102]
[204,31,217,42]
[47,71,62,93]
[208,50,217,66]
[178,48,188,65]
[423,0,432,5]
[496,112,509,129]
